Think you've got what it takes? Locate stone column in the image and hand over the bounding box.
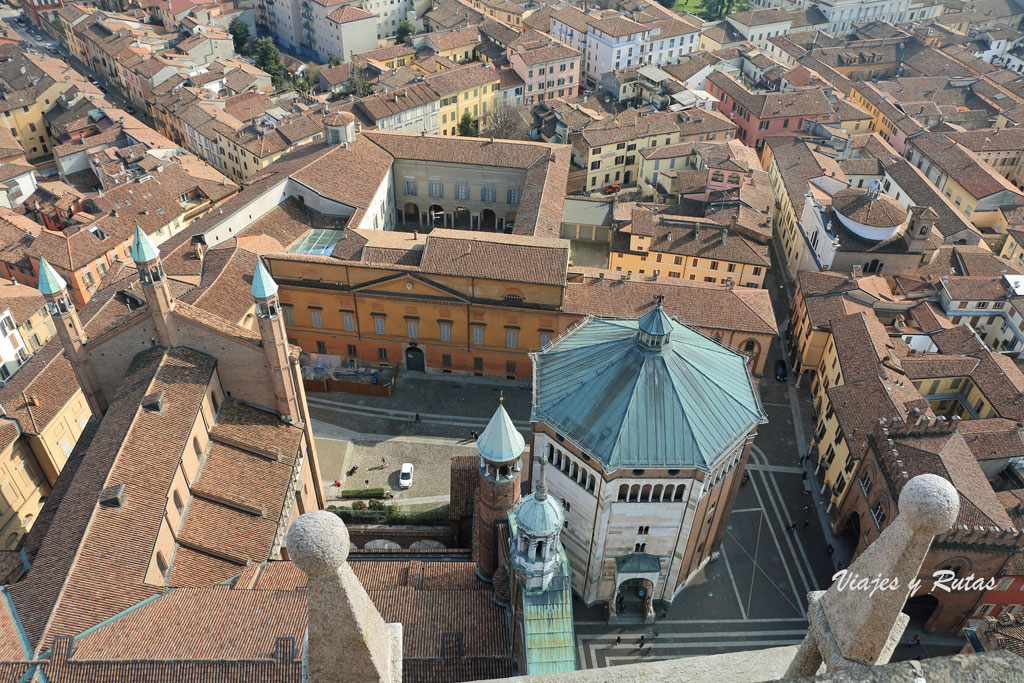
[784,473,959,678]
[288,511,402,683]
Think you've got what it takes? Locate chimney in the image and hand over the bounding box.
[288,512,402,683]
[852,264,863,277]
[721,227,727,246]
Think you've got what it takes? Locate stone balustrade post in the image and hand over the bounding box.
[288,511,403,683]
[785,473,959,678]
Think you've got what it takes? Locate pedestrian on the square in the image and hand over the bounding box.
[415,412,421,422]
[615,636,621,645]
[912,634,921,647]
[787,522,797,532]
[803,505,812,513]
[803,519,810,528]
[802,471,808,481]
[826,544,835,555]
[639,635,645,646]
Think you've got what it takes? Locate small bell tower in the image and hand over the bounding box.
[252,258,301,422]
[509,459,565,591]
[474,395,524,579]
[37,257,107,416]
[131,224,179,347]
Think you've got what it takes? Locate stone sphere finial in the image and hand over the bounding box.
[287,510,350,576]
[898,473,959,535]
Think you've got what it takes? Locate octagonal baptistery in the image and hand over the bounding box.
[528,303,767,608]
[831,182,909,242]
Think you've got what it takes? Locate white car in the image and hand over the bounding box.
[399,462,414,489]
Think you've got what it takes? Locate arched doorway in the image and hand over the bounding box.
[742,339,760,372]
[453,207,470,230]
[904,594,940,631]
[428,205,444,229]
[838,511,862,554]
[405,345,425,372]
[481,208,496,231]
[614,578,654,621]
[403,202,420,226]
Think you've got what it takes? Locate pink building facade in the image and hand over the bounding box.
[705,71,833,152]
[507,35,582,107]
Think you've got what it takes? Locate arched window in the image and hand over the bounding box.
[618,484,628,501]
[156,551,168,577]
[535,540,545,560]
[499,465,509,477]
[673,485,685,502]
[173,490,184,515]
[193,436,202,458]
[211,391,220,414]
[744,340,756,354]
[652,484,663,501]
[504,293,523,303]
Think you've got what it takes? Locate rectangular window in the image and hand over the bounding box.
[407,319,418,338]
[283,307,294,325]
[316,341,327,354]
[455,184,469,200]
[343,313,355,332]
[347,344,357,357]
[378,347,388,361]
[311,311,323,328]
[506,329,518,348]
[506,360,516,375]
[540,333,551,347]
[472,326,484,345]
[374,317,386,335]
[440,323,452,341]
[507,189,521,205]
[474,357,483,371]
[429,182,443,198]
[402,180,417,195]
[442,353,452,367]
[481,186,496,202]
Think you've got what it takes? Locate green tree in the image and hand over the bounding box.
[394,20,414,44]
[228,17,250,54]
[305,63,321,88]
[656,0,676,8]
[254,37,285,86]
[458,110,479,137]
[328,53,341,66]
[349,59,372,96]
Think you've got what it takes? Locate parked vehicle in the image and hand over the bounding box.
[602,183,622,195]
[399,463,414,489]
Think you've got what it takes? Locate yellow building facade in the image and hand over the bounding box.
[439,79,500,137]
[610,225,768,288]
[266,253,564,379]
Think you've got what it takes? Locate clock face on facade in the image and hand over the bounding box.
[406,282,414,290]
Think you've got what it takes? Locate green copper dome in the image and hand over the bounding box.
[37,257,67,295]
[511,461,563,537]
[530,312,766,473]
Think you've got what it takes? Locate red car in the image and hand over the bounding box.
[602,184,622,195]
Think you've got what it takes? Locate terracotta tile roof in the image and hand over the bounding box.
[416,229,566,285]
[911,132,1023,200]
[0,281,45,325]
[192,439,295,516]
[707,70,832,120]
[958,418,1024,461]
[167,545,245,587]
[828,312,894,384]
[327,5,375,23]
[177,497,280,565]
[67,586,305,661]
[561,275,777,335]
[424,26,482,52]
[579,107,736,148]
[177,243,259,325]
[210,399,303,460]
[624,205,770,266]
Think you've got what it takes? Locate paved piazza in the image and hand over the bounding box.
[304,267,963,667]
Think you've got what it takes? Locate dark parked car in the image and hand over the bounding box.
[602,183,622,195]
[775,359,788,382]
